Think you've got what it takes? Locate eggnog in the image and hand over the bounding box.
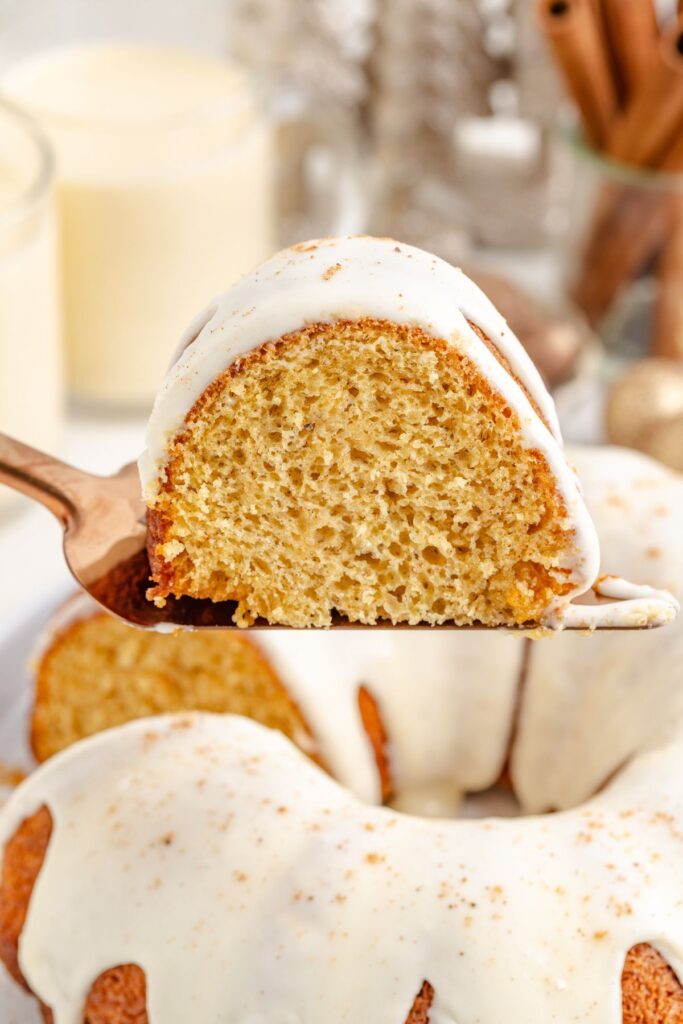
[0,103,62,512]
[4,45,274,407]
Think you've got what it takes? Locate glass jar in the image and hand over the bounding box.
[0,99,62,514]
[562,133,683,361]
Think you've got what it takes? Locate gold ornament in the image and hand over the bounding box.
[605,359,683,451]
[640,412,683,474]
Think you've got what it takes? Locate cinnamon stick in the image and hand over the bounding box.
[574,33,683,330]
[536,0,619,148]
[572,186,670,325]
[608,18,683,167]
[538,0,683,339]
[599,0,659,101]
[653,198,683,359]
[661,129,683,173]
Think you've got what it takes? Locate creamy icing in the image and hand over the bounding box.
[255,631,523,804]
[139,236,563,488]
[3,709,683,1024]
[514,445,683,812]
[547,575,679,630]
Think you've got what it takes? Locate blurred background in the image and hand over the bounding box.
[1,0,683,615]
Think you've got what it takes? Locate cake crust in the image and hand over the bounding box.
[357,684,393,802]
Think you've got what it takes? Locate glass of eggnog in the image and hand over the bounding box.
[0,99,62,514]
[3,44,274,409]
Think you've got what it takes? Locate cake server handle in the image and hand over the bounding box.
[0,432,91,527]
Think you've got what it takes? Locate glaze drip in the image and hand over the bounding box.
[3,711,683,1024]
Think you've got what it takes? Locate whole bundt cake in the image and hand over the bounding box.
[2,445,683,1020]
[2,711,683,1023]
[139,237,673,630]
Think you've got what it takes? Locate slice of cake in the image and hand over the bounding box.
[28,593,524,807]
[138,236,596,627]
[30,595,316,765]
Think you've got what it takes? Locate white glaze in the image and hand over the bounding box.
[3,710,683,1024]
[255,631,523,804]
[547,575,679,629]
[140,236,562,486]
[139,236,604,611]
[514,445,683,812]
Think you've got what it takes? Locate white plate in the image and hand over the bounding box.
[0,588,70,1023]
[0,590,71,774]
